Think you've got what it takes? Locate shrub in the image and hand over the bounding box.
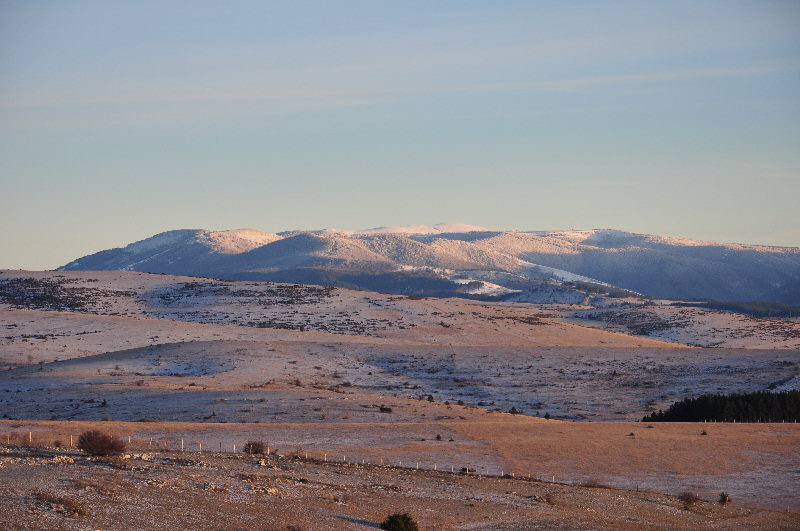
[380,512,419,531]
[243,440,266,454]
[77,430,126,456]
[678,491,699,509]
[33,491,87,517]
[718,492,730,504]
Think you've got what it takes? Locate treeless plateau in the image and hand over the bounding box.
[1,271,799,529]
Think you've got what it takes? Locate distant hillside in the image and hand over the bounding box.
[59,225,800,304]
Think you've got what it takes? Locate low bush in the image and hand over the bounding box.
[77,430,126,456]
[678,491,699,509]
[33,491,87,517]
[380,512,419,531]
[582,478,611,489]
[243,440,266,454]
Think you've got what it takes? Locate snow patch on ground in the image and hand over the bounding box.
[451,278,520,296]
[521,262,610,286]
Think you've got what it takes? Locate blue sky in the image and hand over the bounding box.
[1,0,799,269]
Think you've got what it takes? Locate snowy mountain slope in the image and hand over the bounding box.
[233,232,393,272]
[59,226,800,304]
[197,228,281,254]
[508,230,800,303]
[60,229,280,276]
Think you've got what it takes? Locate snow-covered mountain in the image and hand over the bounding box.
[59,226,800,304]
[60,229,280,277]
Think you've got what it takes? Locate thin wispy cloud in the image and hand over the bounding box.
[3,63,797,112]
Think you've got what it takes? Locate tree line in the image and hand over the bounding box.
[643,390,800,422]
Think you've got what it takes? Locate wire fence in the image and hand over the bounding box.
[4,429,567,485]
[3,427,798,514]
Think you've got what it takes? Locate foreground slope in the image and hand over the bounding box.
[3,435,798,530]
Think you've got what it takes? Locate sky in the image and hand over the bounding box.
[1,1,799,269]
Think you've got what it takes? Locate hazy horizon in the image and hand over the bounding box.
[2,1,799,269]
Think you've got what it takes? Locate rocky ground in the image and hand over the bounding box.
[1,441,798,530]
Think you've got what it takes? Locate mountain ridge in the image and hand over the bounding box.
[59,225,800,304]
